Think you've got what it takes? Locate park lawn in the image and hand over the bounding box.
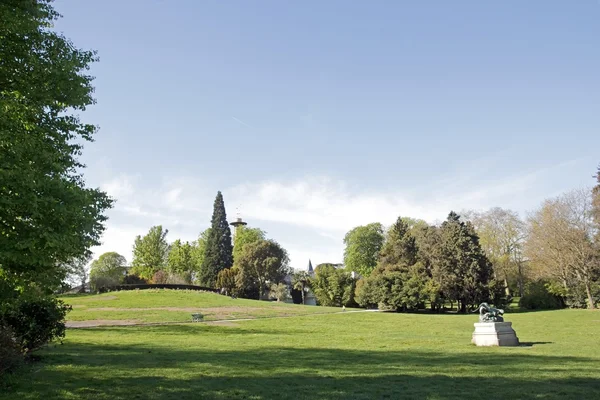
[1,308,599,399]
[60,290,346,324]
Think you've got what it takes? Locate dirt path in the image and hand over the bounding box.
[66,309,380,329]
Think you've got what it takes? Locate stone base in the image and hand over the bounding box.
[472,322,519,346]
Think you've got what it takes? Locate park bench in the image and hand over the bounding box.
[191,313,204,322]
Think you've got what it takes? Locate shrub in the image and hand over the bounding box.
[122,274,148,285]
[519,281,565,310]
[0,325,22,376]
[269,283,289,302]
[166,273,190,285]
[0,296,71,353]
[151,270,168,284]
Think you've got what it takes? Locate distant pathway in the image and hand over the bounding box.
[66,309,381,329]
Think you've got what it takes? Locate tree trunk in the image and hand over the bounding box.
[517,262,524,297]
[584,279,596,309]
[504,278,511,296]
[459,300,467,313]
[301,286,305,305]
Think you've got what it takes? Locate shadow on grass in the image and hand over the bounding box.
[2,343,599,399]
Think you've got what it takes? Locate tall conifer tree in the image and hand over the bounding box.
[200,192,233,287]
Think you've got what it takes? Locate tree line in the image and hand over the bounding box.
[87,191,292,301]
[310,173,600,311]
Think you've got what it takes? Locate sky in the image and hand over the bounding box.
[52,0,600,270]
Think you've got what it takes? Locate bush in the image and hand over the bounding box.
[519,281,565,310]
[0,325,22,376]
[0,296,71,353]
[122,274,148,285]
[151,270,168,284]
[90,275,121,292]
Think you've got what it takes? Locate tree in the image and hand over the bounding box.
[378,217,418,269]
[431,212,494,312]
[89,252,127,291]
[166,239,194,283]
[235,239,289,300]
[0,0,113,288]
[233,226,266,262]
[200,192,233,287]
[466,208,526,296]
[269,283,289,302]
[131,226,170,281]
[292,270,311,305]
[343,223,385,277]
[216,268,238,295]
[525,189,599,309]
[593,165,600,227]
[64,255,91,291]
[311,264,357,307]
[190,228,210,282]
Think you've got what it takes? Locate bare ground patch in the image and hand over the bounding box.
[203,321,240,327]
[66,319,142,328]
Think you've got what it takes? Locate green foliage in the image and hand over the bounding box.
[311,264,357,307]
[131,226,170,281]
[0,324,22,376]
[216,268,238,295]
[200,192,233,287]
[0,295,71,353]
[235,239,289,300]
[233,226,266,262]
[269,283,289,302]
[122,274,147,285]
[89,252,126,291]
[0,0,113,283]
[519,281,565,310]
[343,223,385,277]
[379,217,418,268]
[292,271,311,304]
[166,240,194,283]
[191,229,210,282]
[430,212,493,312]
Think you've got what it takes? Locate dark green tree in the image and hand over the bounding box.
[378,217,418,268]
[432,212,494,312]
[235,239,289,300]
[200,192,233,287]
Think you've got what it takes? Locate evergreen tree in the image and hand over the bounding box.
[432,212,493,312]
[378,217,418,269]
[200,192,233,287]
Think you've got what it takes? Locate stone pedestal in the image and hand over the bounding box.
[472,322,519,346]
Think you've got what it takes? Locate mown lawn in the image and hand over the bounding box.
[59,290,346,325]
[1,304,599,399]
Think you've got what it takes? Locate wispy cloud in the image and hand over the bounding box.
[231,116,253,128]
[93,159,587,269]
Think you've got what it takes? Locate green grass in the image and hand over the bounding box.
[2,293,599,399]
[59,290,346,324]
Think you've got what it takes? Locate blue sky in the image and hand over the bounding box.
[53,0,600,269]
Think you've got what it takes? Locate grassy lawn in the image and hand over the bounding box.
[59,290,346,325]
[2,299,599,400]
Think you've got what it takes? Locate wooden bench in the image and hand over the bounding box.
[191,313,204,322]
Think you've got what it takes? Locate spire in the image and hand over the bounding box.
[307,259,313,273]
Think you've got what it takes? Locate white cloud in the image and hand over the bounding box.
[92,159,587,270]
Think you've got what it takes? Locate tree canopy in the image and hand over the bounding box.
[200,192,233,287]
[0,0,112,287]
[89,252,126,290]
[131,226,170,280]
[343,223,385,277]
[235,239,289,300]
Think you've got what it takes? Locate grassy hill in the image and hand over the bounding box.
[2,291,599,399]
[60,289,346,326]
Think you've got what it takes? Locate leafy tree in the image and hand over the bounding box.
[64,255,91,291]
[216,268,238,295]
[343,223,385,277]
[466,208,526,296]
[292,270,311,305]
[235,239,289,300]
[190,228,210,282]
[593,165,600,227]
[379,217,418,269]
[200,192,233,287]
[311,264,357,307]
[0,0,113,288]
[233,226,266,262]
[431,212,494,312]
[166,239,194,283]
[89,252,126,291]
[525,189,599,309]
[131,226,170,281]
[269,283,289,302]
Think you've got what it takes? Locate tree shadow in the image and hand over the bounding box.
[520,341,554,347]
[2,339,599,400]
